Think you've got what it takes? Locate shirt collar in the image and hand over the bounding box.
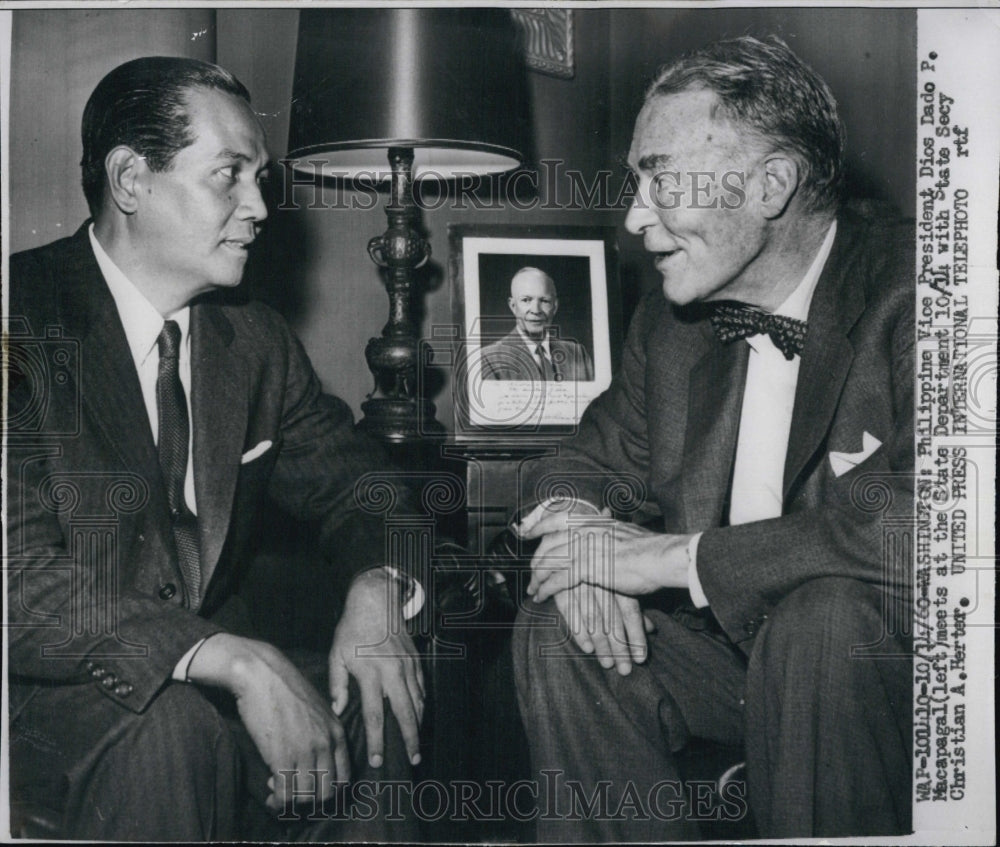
[773,219,838,321]
[517,326,551,355]
[89,224,191,367]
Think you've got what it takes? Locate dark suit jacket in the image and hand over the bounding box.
[481,329,594,381]
[7,224,394,715]
[521,206,915,653]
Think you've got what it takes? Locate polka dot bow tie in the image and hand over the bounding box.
[708,303,807,360]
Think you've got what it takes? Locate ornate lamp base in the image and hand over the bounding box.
[357,146,443,443]
[359,396,445,444]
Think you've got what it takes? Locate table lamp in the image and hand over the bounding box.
[286,8,530,443]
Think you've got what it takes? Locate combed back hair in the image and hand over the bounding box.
[81,56,251,216]
[511,267,556,295]
[645,35,845,213]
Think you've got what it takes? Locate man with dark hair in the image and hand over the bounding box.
[480,267,594,381]
[79,56,252,216]
[513,36,913,840]
[8,56,422,841]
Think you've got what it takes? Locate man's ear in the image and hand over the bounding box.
[103,146,147,214]
[758,154,799,219]
[507,297,517,315]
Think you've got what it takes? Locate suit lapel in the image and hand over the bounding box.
[58,229,165,505]
[783,217,865,495]
[55,228,251,597]
[682,326,750,531]
[190,302,248,584]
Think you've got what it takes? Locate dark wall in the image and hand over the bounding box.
[7,8,915,432]
[8,9,217,251]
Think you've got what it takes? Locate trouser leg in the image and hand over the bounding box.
[233,648,419,843]
[744,576,912,837]
[512,598,747,842]
[10,681,240,841]
[11,650,418,842]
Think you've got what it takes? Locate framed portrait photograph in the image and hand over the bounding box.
[449,224,621,437]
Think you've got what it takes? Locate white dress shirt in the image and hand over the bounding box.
[89,226,206,679]
[89,225,197,516]
[687,221,837,607]
[518,327,554,369]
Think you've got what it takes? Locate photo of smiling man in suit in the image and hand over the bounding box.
[512,35,914,841]
[480,266,594,382]
[7,56,422,841]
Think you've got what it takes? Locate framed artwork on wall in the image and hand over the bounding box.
[449,224,621,439]
[510,9,574,79]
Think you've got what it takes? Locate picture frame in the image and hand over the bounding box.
[510,9,575,79]
[449,224,621,439]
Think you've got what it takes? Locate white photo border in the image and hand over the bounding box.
[449,225,620,438]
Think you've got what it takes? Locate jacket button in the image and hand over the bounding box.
[114,683,133,697]
[159,583,177,600]
[101,675,117,689]
[85,660,96,671]
[90,667,105,679]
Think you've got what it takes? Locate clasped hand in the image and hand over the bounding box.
[516,500,691,675]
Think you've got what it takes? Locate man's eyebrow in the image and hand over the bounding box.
[215,149,255,163]
[215,149,271,175]
[637,153,673,172]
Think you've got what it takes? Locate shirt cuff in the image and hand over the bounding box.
[172,636,208,682]
[686,532,709,608]
[382,566,425,620]
[518,496,602,530]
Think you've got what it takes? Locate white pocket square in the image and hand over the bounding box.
[241,440,273,464]
[829,432,882,477]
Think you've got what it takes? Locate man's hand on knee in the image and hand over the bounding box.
[552,584,655,676]
[185,632,349,813]
[328,568,424,770]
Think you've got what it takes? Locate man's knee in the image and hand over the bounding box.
[512,597,576,666]
[760,577,888,651]
[53,684,241,839]
[133,683,238,770]
[512,598,589,702]
[751,577,909,695]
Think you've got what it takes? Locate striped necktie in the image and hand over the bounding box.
[156,320,202,608]
[535,343,558,381]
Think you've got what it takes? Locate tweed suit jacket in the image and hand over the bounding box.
[481,329,594,381]
[521,205,915,652]
[7,224,394,715]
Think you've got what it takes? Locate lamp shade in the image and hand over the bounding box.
[287,8,530,180]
